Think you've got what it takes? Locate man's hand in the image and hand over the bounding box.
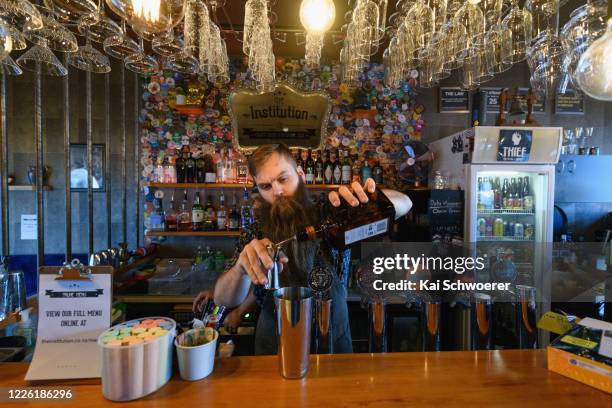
[236,238,289,285]
[192,289,214,315]
[223,308,243,334]
[328,178,376,207]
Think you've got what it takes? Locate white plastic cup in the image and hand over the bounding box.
[175,328,218,381]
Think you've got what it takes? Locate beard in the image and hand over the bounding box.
[258,180,317,244]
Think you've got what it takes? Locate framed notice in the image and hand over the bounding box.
[555,89,585,114]
[439,87,470,113]
[482,87,503,113]
[497,129,533,162]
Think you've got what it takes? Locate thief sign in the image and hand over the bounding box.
[497,129,532,162]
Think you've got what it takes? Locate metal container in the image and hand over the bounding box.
[314,298,333,354]
[274,287,312,379]
[98,317,176,401]
[264,245,281,291]
[5,271,26,313]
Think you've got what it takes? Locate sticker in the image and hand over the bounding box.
[308,266,332,293]
[154,190,164,199]
[560,335,598,349]
[410,69,419,79]
[537,312,573,335]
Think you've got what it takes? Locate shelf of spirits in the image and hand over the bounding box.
[145,231,241,237]
[143,182,351,190]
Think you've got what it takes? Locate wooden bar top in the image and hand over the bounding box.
[1,350,609,407]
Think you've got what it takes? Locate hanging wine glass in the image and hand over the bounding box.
[152,31,183,57]
[23,6,78,53]
[68,37,111,73]
[7,23,26,51]
[0,0,44,31]
[0,19,12,60]
[1,55,22,76]
[164,52,199,74]
[103,32,141,60]
[77,11,123,43]
[16,38,68,76]
[44,0,98,23]
[124,38,159,75]
[500,0,533,64]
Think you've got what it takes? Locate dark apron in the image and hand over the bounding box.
[254,282,352,355]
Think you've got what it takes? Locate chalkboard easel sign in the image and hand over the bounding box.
[428,190,464,237]
[439,87,470,113]
[555,89,585,114]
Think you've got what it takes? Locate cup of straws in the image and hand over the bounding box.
[175,327,218,381]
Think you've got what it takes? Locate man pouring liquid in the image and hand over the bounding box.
[199,143,412,354]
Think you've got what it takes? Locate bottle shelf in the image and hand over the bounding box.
[145,230,241,237]
[477,236,535,242]
[144,182,350,190]
[477,209,535,215]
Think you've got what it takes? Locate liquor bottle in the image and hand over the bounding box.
[164,157,177,183]
[154,157,165,182]
[471,88,487,127]
[296,149,304,175]
[164,193,178,231]
[149,198,165,231]
[205,154,217,183]
[178,191,192,231]
[204,195,217,231]
[477,177,484,210]
[351,154,361,184]
[515,177,524,209]
[494,177,502,209]
[305,148,315,184]
[315,150,325,184]
[341,150,352,185]
[483,177,493,209]
[372,161,383,185]
[333,150,342,185]
[240,188,251,229]
[523,176,534,212]
[361,158,372,182]
[236,153,249,184]
[217,191,227,230]
[510,178,517,209]
[216,148,226,183]
[191,192,205,231]
[228,194,240,231]
[502,178,510,209]
[284,189,399,249]
[176,151,186,183]
[185,152,196,183]
[225,148,236,183]
[196,154,206,183]
[324,150,334,184]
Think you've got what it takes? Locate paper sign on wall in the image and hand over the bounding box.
[25,268,112,381]
[20,214,37,240]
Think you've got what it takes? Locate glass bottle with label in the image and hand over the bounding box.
[154,157,165,182]
[176,151,186,183]
[372,161,383,185]
[315,150,325,184]
[178,191,192,231]
[225,148,236,183]
[305,148,315,184]
[191,192,205,231]
[204,195,217,231]
[236,153,249,184]
[296,149,304,174]
[149,198,165,231]
[361,157,372,182]
[523,176,534,212]
[217,191,227,230]
[164,192,178,231]
[164,157,177,183]
[240,188,251,229]
[196,154,206,183]
[228,194,240,231]
[216,148,226,183]
[324,150,334,184]
[185,152,196,183]
[351,154,361,184]
[285,189,397,249]
[341,150,352,185]
[333,150,342,185]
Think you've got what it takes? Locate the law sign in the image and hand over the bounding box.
[497,129,533,162]
[229,83,330,152]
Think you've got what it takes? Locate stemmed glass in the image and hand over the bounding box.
[17,38,68,76]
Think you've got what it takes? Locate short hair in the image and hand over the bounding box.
[247,143,297,179]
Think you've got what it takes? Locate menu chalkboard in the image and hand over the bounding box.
[555,89,585,114]
[483,87,503,113]
[439,88,470,113]
[428,190,464,236]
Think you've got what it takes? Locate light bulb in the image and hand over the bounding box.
[105,0,184,35]
[574,17,612,101]
[132,0,161,23]
[299,0,336,34]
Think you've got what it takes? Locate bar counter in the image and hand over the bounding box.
[1,349,610,406]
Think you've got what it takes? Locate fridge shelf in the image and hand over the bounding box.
[477,209,535,215]
[477,236,535,242]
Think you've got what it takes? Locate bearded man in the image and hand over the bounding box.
[195,143,412,354]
